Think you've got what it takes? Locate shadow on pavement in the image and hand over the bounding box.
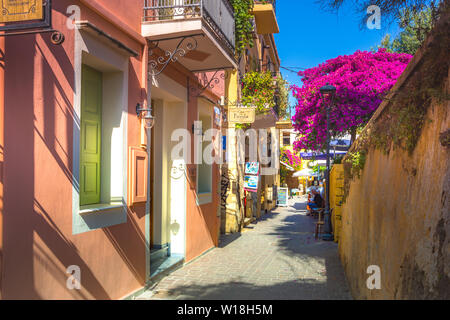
[154,197,352,300]
[156,278,350,300]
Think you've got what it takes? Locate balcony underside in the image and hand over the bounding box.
[142,18,237,72]
[252,4,279,34]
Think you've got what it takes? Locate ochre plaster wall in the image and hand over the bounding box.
[339,80,450,299]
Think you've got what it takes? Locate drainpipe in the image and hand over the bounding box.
[144,43,152,287]
[145,107,152,286]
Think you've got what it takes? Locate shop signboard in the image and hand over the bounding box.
[244,175,259,193]
[244,161,260,193]
[0,0,44,23]
[228,107,256,124]
[277,188,288,207]
[245,162,260,176]
[0,0,51,32]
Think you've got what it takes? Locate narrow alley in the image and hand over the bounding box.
[139,196,352,300]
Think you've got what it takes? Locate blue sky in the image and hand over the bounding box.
[274,1,401,114]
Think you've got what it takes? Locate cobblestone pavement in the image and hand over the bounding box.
[142,196,352,300]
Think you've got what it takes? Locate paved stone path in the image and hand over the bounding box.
[141,196,352,300]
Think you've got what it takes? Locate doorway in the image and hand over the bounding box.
[150,98,187,278]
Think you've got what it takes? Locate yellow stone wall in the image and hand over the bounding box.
[339,85,450,299]
[330,164,344,242]
[222,69,243,234]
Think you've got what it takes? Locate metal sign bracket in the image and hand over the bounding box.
[0,0,64,45]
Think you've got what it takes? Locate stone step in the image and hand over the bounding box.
[150,254,184,284]
[150,247,169,262]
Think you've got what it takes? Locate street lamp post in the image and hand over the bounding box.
[320,84,336,241]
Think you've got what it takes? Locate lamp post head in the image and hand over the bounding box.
[320,83,337,97]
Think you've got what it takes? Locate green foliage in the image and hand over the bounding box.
[333,155,344,164]
[321,0,441,24]
[240,71,290,117]
[345,150,367,179]
[375,5,437,55]
[312,164,326,174]
[241,71,276,113]
[235,123,251,130]
[274,75,291,120]
[230,0,255,55]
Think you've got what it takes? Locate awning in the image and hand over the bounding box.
[330,139,351,147]
[300,151,347,160]
[280,161,295,171]
[293,169,316,177]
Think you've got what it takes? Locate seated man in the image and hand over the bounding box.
[307,190,324,215]
[313,191,324,209]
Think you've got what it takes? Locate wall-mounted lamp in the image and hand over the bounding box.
[136,103,155,129]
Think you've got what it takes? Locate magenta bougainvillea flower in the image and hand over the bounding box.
[291,49,412,151]
[281,149,302,169]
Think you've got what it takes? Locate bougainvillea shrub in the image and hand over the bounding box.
[291,49,412,151]
[281,148,302,170]
[280,148,302,184]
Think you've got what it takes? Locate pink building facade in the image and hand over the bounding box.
[0,0,232,299]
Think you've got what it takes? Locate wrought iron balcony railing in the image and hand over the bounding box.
[143,0,235,54]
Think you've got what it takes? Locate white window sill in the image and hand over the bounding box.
[197,192,212,206]
[79,203,125,216]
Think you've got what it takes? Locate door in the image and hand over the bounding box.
[80,65,102,206]
[169,159,186,257]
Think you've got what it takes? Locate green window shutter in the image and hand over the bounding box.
[80,65,102,206]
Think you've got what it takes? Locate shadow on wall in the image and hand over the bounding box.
[2,33,109,300]
[103,207,148,285]
[2,33,147,299]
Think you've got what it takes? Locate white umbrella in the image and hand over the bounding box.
[292,169,315,177]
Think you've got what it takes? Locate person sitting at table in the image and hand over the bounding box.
[307,189,324,215]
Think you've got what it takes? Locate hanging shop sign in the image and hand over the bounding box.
[244,175,259,193]
[277,188,288,207]
[0,1,63,44]
[244,162,260,193]
[228,107,256,124]
[0,0,44,23]
[245,162,260,176]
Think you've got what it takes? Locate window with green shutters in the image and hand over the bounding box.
[80,65,103,206]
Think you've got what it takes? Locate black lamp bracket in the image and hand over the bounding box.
[148,34,204,77]
[0,1,64,45]
[136,103,152,117]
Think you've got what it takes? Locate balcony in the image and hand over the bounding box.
[143,0,237,72]
[252,0,279,34]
